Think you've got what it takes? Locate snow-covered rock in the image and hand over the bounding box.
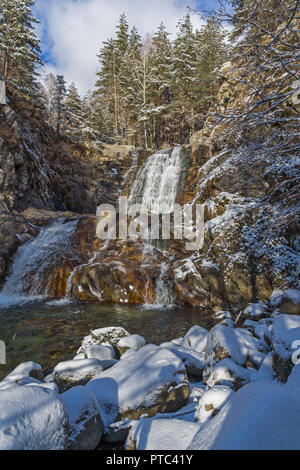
[103,419,132,443]
[180,325,209,353]
[254,352,275,383]
[272,314,300,381]
[77,326,130,357]
[159,342,205,377]
[0,386,68,450]
[117,334,146,355]
[189,382,300,450]
[1,361,43,383]
[85,344,115,361]
[205,358,250,390]
[86,345,189,430]
[126,418,200,450]
[286,363,300,388]
[242,302,269,321]
[51,358,106,392]
[62,386,104,450]
[280,289,300,315]
[195,386,234,423]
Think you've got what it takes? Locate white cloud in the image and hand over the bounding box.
[35,0,205,94]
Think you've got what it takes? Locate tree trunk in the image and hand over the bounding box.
[3,51,9,80]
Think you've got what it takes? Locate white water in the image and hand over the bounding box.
[0,219,78,308]
[129,147,183,214]
[129,146,183,306]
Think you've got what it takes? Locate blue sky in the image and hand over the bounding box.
[34,0,222,93]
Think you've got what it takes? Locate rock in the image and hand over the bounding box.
[117,334,146,355]
[195,385,234,423]
[159,342,205,377]
[189,382,300,450]
[272,314,300,382]
[77,326,130,358]
[280,289,300,315]
[85,344,115,361]
[103,419,132,443]
[126,418,200,450]
[254,352,275,383]
[0,386,69,450]
[180,325,209,353]
[51,359,106,393]
[204,358,250,390]
[1,361,43,383]
[62,386,104,450]
[86,345,190,430]
[237,302,270,325]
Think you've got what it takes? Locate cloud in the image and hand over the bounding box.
[34,0,207,94]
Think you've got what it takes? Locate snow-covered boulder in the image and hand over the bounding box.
[286,363,300,389]
[0,386,69,450]
[103,419,132,443]
[254,352,275,383]
[195,386,234,423]
[85,344,115,361]
[159,342,205,377]
[272,314,300,381]
[50,358,106,392]
[62,386,104,450]
[117,334,146,355]
[204,324,267,373]
[204,358,250,390]
[180,325,209,353]
[77,326,130,358]
[280,289,300,315]
[86,345,189,430]
[189,382,300,450]
[126,418,200,450]
[1,361,43,383]
[242,302,269,322]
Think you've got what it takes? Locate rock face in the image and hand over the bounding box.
[0,386,69,450]
[86,345,190,430]
[62,386,104,450]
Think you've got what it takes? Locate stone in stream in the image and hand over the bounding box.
[62,386,104,450]
[86,344,190,431]
[48,358,106,393]
[117,334,146,355]
[77,326,130,358]
[0,386,69,450]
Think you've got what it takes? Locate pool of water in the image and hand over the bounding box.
[0,299,217,380]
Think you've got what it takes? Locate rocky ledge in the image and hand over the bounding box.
[1,288,300,450]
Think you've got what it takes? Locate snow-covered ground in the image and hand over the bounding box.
[0,288,300,450]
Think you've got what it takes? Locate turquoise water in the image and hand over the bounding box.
[0,300,217,380]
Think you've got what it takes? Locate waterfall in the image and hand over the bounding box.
[129,146,184,306]
[0,219,78,308]
[129,147,184,213]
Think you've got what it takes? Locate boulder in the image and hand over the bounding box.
[159,342,205,377]
[77,326,130,358]
[126,418,200,450]
[204,358,250,390]
[51,359,106,393]
[1,361,43,383]
[103,419,132,443]
[189,382,300,450]
[180,325,209,353]
[117,334,146,355]
[86,345,190,430]
[62,386,104,450]
[0,386,69,450]
[85,344,115,361]
[272,314,300,382]
[195,385,234,423]
[280,289,300,315]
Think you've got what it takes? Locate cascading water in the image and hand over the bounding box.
[129,146,184,306]
[0,219,78,308]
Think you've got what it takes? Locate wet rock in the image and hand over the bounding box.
[62,386,104,450]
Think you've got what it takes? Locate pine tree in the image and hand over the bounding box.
[53,74,67,137]
[172,13,198,142]
[64,82,84,140]
[0,0,42,97]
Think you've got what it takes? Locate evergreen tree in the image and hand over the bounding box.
[64,82,84,140]
[0,0,42,97]
[53,74,67,137]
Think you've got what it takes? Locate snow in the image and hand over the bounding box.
[189,382,300,450]
[52,358,105,383]
[254,352,275,383]
[180,325,209,353]
[1,361,42,383]
[62,385,103,450]
[205,358,250,389]
[159,342,205,377]
[195,386,234,423]
[270,290,283,307]
[282,289,300,305]
[85,344,115,361]
[86,345,187,430]
[118,334,146,352]
[0,386,68,450]
[243,302,268,318]
[77,326,130,355]
[128,418,200,450]
[286,363,300,388]
[272,314,300,361]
